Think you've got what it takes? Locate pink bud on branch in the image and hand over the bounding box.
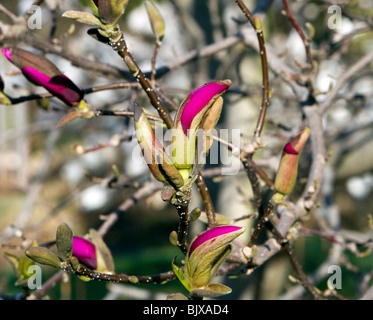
[174,80,231,136]
[2,47,84,106]
[72,236,97,270]
[178,225,245,292]
[171,80,231,181]
[274,127,311,199]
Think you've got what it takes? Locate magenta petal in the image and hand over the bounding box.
[22,67,83,106]
[284,142,299,155]
[47,75,84,105]
[72,236,97,270]
[180,82,229,135]
[2,49,12,61]
[22,66,51,87]
[188,226,243,256]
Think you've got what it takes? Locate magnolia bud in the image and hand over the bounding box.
[26,247,62,269]
[134,103,184,189]
[172,225,245,294]
[273,127,311,201]
[72,236,98,270]
[56,223,73,261]
[91,0,129,25]
[171,80,231,181]
[2,47,84,106]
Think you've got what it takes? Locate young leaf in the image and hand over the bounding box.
[145,1,166,44]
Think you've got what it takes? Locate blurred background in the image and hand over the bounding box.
[0,0,373,299]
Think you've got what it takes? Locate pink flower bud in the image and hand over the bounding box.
[171,80,231,180]
[274,127,311,197]
[72,236,97,270]
[188,225,243,256]
[174,80,231,136]
[183,225,245,290]
[2,47,84,106]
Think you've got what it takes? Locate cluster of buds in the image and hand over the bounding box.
[172,225,245,298]
[134,80,231,196]
[273,127,311,203]
[63,0,129,41]
[25,224,114,278]
[2,47,84,107]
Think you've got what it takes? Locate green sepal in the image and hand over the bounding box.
[169,231,178,246]
[189,207,201,222]
[56,223,73,261]
[89,0,99,16]
[77,275,92,282]
[190,283,232,298]
[171,257,191,292]
[25,247,62,269]
[70,256,80,270]
[89,229,115,274]
[56,101,94,128]
[134,103,184,189]
[3,241,39,285]
[87,28,111,44]
[167,292,189,300]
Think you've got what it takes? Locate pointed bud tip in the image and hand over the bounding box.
[189,225,245,256]
[284,142,298,155]
[178,79,232,136]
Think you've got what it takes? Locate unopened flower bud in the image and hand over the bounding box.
[173,225,245,293]
[2,47,84,106]
[274,127,311,200]
[171,80,231,181]
[134,103,184,189]
[91,0,129,25]
[72,236,97,270]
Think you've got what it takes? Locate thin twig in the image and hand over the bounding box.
[319,50,373,114]
[172,190,191,255]
[74,266,176,284]
[108,33,173,129]
[196,174,216,226]
[235,0,270,138]
[282,0,312,68]
[150,42,161,83]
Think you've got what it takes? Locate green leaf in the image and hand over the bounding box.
[62,10,105,28]
[145,1,165,43]
[190,283,232,298]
